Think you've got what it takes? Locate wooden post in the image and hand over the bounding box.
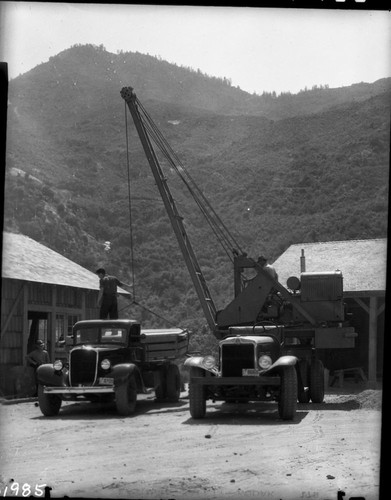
[49,286,57,362]
[300,249,306,273]
[82,291,86,319]
[0,282,25,341]
[368,296,377,389]
[22,283,28,364]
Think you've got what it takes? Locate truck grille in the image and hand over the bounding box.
[70,349,98,386]
[221,344,254,377]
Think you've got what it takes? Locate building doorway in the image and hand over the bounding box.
[27,311,49,355]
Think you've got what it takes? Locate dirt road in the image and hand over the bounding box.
[0,385,382,500]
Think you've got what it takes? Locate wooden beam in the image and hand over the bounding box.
[354,297,369,314]
[82,291,86,319]
[22,283,28,363]
[377,301,385,316]
[49,286,57,362]
[0,283,25,342]
[368,296,378,388]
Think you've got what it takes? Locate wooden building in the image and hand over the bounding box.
[0,231,130,396]
[273,238,387,388]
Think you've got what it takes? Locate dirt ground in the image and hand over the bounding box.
[0,382,383,500]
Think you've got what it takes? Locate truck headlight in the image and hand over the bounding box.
[258,355,272,369]
[202,355,216,369]
[53,360,63,371]
[100,359,111,370]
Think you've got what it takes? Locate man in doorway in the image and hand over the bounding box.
[26,340,50,369]
[96,268,124,320]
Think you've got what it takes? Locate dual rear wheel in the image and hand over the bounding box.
[297,359,325,404]
[155,364,181,402]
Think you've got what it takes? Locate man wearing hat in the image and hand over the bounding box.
[257,256,279,281]
[26,340,50,369]
[96,268,124,320]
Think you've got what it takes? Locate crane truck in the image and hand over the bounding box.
[120,86,357,421]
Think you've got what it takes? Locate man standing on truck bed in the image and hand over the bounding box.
[257,256,279,281]
[96,268,123,319]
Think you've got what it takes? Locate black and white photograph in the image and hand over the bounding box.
[0,2,389,499]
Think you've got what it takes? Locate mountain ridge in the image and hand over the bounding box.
[3,44,390,334]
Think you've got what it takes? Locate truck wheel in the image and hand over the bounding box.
[309,359,325,403]
[297,360,310,403]
[189,367,206,419]
[166,364,181,402]
[154,368,166,401]
[278,366,297,420]
[115,375,137,416]
[38,385,62,416]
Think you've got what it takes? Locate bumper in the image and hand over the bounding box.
[191,376,281,386]
[44,386,114,395]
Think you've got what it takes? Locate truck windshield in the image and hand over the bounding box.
[100,328,127,343]
[74,327,127,345]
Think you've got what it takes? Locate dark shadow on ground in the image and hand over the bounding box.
[31,392,189,420]
[30,381,379,420]
[182,401,308,426]
[298,400,360,411]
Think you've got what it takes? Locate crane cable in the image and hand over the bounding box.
[134,100,258,292]
[123,101,184,328]
[140,114,234,259]
[134,97,245,261]
[124,100,137,303]
[138,100,243,259]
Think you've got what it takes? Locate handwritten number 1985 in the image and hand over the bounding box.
[3,483,47,497]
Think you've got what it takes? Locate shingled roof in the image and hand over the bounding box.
[273,238,387,296]
[1,232,130,295]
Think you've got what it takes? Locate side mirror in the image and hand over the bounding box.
[65,335,74,346]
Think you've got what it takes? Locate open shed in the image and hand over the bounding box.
[0,231,131,396]
[273,238,387,388]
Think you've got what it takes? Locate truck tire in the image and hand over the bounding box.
[297,359,310,403]
[115,375,137,416]
[154,368,166,401]
[189,367,206,419]
[166,364,181,402]
[309,359,325,403]
[278,366,297,420]
[38,385,62,416]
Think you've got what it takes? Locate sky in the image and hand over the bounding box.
[0,2,390,95]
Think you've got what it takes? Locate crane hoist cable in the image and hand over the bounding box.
[140,117,235,260]
[124,100,136,302]
[124,101,190,328]
[138,101,243,260]
[118,300,181,328]
[134,97,245,261]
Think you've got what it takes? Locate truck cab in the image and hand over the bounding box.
[185,325,298,420]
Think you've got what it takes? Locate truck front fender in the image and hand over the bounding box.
[110,363,141,388]
[36,364,69,387]
[184,356,218,375]
[263,355,298,375]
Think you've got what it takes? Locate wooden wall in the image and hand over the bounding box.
[0,279,25,365]
[0,278,100,396]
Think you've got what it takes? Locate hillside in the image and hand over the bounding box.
[3,44,390,343]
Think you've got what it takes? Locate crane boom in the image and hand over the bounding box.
[120,86,218,333]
